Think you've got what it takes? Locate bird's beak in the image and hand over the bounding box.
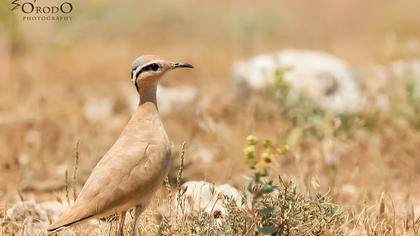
[172,62,194,69]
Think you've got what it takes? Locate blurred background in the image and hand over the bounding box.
[1,0,420,234]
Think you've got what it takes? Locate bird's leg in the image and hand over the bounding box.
[129,205,144,236]
[117,211,126,236]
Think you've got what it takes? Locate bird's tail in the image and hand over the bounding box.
[47,206,94,232]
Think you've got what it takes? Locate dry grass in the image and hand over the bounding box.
[1,0,420,235]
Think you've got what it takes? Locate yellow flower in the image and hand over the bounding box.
[246,135,257,145]
[277,145,290,154]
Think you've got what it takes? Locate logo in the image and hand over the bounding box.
[11,0,73,21]
[11,0,20,11]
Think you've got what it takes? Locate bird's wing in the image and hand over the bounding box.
[48,134,169,231]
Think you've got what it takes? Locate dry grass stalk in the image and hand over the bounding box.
[72,141,80,202]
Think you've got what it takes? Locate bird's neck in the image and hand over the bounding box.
[138,83,158,108]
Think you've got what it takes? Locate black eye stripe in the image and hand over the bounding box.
[133,63,160,80]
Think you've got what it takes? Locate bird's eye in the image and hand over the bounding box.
[150,63,159,71]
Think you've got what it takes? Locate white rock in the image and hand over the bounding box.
[390,59,420,80]
[216,184,242,200]
[157,85,197,115]
[83,97,114,123]
[128,85,197,115]
[188,141,218,164]
[364,60,420,113]
[7,200,49,222]
[232,49,364,113]
[339,184,359,202]
[3,200,104,235]
[174,181,241,216]
[4,200,68,235]
[191,147,216,163]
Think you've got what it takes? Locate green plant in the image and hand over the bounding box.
[242,135,345,235]
[406,79,420,128]
[274,70,375,141]
[156,136,345,235]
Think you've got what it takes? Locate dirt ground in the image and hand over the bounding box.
[1,0,420,235]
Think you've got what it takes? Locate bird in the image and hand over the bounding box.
[48,55,194,235]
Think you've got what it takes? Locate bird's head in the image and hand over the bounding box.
[131,55,193,91]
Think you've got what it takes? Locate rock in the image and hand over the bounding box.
[191,146,216,163]
[83,97,114,123]
[3,200,66,235]
[363,59,420,113]
[390,59,420,80]
[232,49,364,113]
[3,200,103,235]
[188,141,218,164]
[157,85,197,115]
[339,184,359,202]
[6,200,58,222]
[128,85,197,115]
[174,181,241,216]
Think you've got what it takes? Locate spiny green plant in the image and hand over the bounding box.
[156,135,346,236]
[242,135,345,236]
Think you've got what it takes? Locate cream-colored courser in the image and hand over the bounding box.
[48,55,193,235]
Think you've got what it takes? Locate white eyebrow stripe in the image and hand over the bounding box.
[132,60,162,82]
[132,66,142,82]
